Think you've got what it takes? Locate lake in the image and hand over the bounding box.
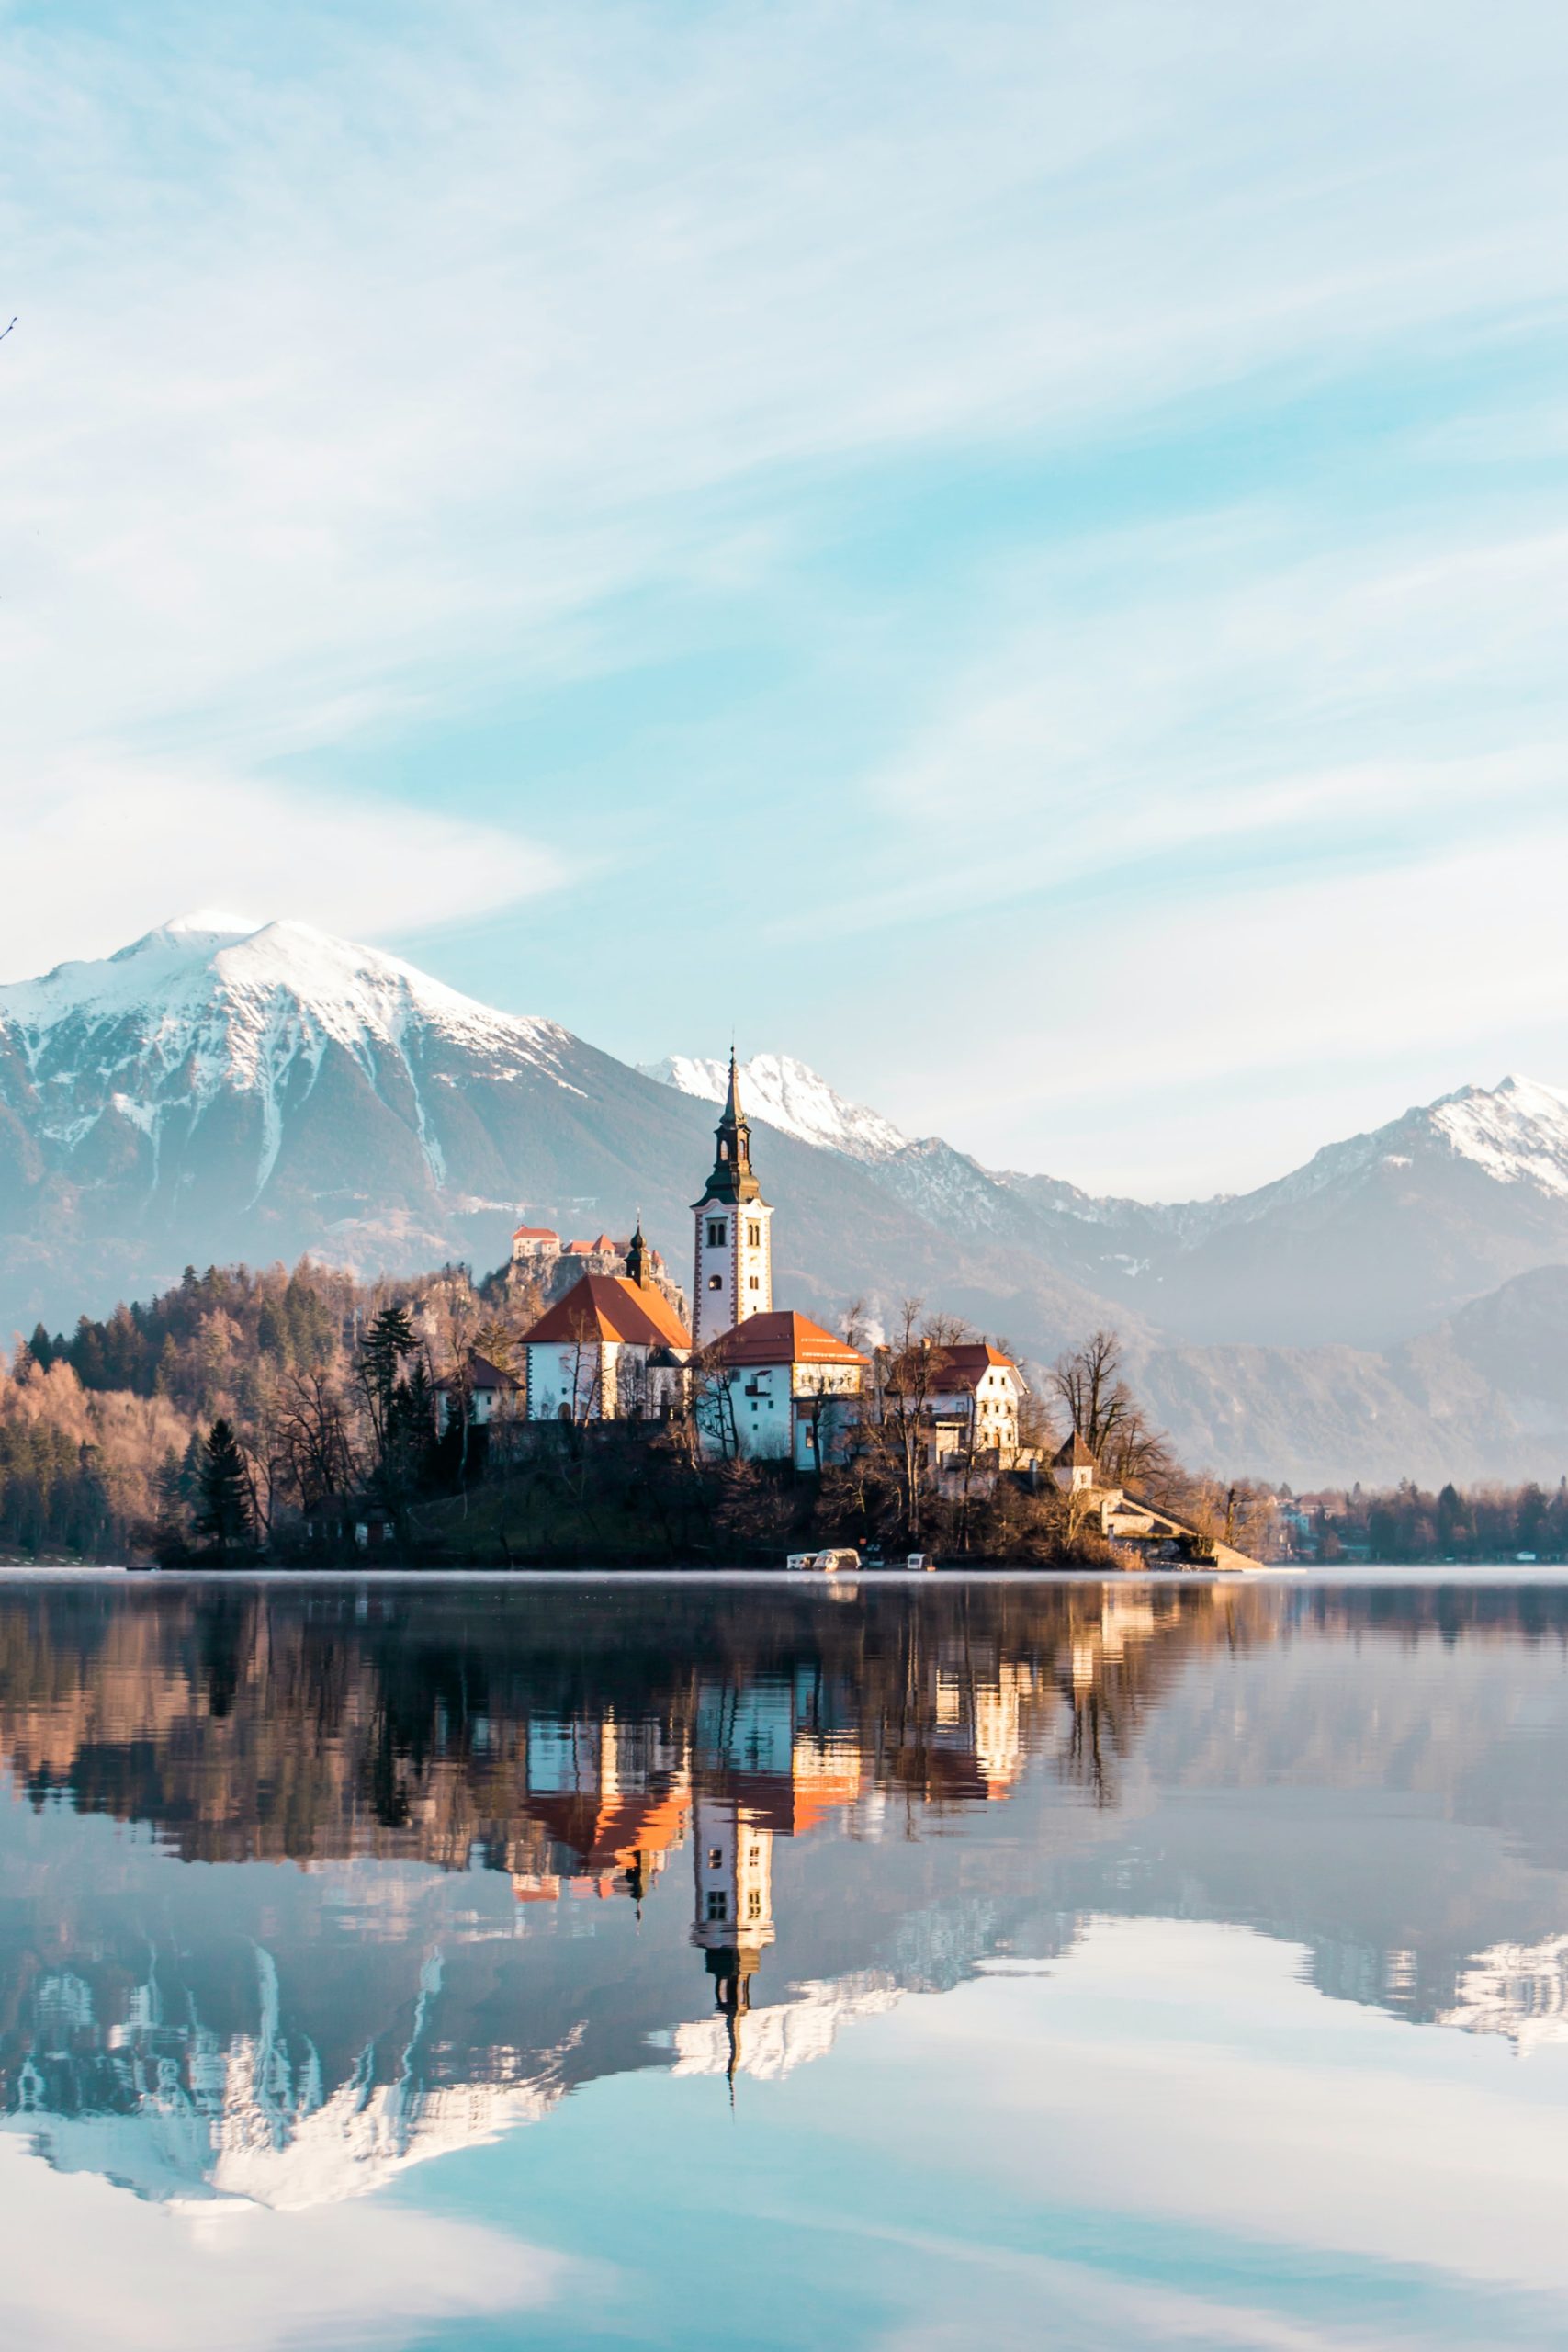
[0,1571,1565,2350]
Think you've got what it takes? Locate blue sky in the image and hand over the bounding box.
[3,0,1567,1193]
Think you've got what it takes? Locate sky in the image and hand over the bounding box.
[3,0,1567,1197]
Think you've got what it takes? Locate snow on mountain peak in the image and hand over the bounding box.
[1239,1069,1568,1223]
[2,917,562,1062]
[1426,1073,1568,1197]
[0,918,577,1203]
[641,1051,909,1163]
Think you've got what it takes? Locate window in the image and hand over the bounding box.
[707,1848,724,1869]
[747,1891,762,1921]
[707,1218,727,1248]
[747,1221,761,1248]
[749,1275,760,1290]
[749,1846,761,1864]
[707,1274,722,1291]
[706,1891,728,1922]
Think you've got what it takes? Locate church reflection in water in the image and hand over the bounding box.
[0,1575,1565,2207]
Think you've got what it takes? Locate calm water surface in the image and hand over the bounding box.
[0,1573,1565,2350]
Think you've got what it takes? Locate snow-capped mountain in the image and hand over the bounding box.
[6,914,1568,1480]
[639,1052,910,1163]
[0,911,578,1202]
[6,1946,569,2211]
[1440,1934,1568,2053]
[645,1049,1568,1352]
[665,1970,903,2082]
[0,915,1112,1371]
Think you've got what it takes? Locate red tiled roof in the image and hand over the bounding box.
[716,1311,868,1369]
[928,1343,1020,1392]
[513,1225,560,1242]
[1054,1431,1098,1467]
[522,1273,693,1351]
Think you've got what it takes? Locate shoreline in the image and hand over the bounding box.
[5,1562,1564,1587]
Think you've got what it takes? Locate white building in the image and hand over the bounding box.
[923,1343,1028,1465]
[691,1054,773,1349]
[434,1351,522,1430]
[700,1310,868,1470]
[519,1226,693,1422]
[1053,1432,1099,1493]
[510,1225,564,1268]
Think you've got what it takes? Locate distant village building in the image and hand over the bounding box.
[705,1310,868,1470]
[691,1054,773,1349]
[925,1343,1027,1467]
[434,1351,521,1430]
[510,1226,564,1267]
[509,1220,687,1325]
[1053,1432,1100,1493]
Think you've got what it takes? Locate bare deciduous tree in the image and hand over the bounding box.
[1050,1329,1172,1492]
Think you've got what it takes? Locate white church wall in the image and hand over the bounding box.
[527,1340,622,1423]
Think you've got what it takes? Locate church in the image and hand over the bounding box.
[516,1053,868,1464]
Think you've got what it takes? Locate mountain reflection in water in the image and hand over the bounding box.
[0,1576,1565,2232]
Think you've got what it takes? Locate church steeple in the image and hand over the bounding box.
[703,1051,761,1205]
[626,1213,650,1288]
[691,1795,773,2094]
[691,1051,773,1348]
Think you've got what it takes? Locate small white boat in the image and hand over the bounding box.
[787,1548,861,1574]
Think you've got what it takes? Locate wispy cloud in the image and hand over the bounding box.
[0,2134,565,2352]
[0,757,562,979]
[1,1,1564,1177]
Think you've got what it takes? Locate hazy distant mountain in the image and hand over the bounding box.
[4,918,1568,1482]
[656,1054,1568,1353]
[646,1053,1568,1482]
[0,917,1113,1367]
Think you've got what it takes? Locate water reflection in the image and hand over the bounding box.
[0,1576,1564,2229]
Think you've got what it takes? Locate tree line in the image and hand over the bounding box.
[5,1260,1266,1566]
[1303,1479,1568,1564]
[4,1259,511,1562]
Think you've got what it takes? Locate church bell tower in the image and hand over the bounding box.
[692,1052,773,1349]
[690,1795,775,2086]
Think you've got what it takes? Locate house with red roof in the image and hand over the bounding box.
[923,1341,1029,1467]
[510,1225,563,1265]
[699,1309,869,1471]
[519,1222,694,1423]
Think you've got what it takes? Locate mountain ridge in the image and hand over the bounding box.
[4,916,1568,1484]
[649,1048,1568,1351]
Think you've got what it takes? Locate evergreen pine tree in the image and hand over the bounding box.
[195,1419,254,1560]
[357,1306,417,1478]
